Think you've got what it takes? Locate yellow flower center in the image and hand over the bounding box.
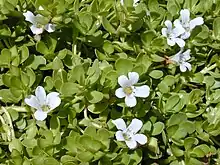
[41,105,50,112]
[123,132,132,141]
[123,87,133,95]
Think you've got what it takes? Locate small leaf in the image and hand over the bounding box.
[149,70,163,79]
[86,91,103,104]
[60,82,80,96]
[152,122,165,136]
[115,58,133,75]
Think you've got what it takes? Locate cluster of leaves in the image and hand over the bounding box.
[1,0,220,164]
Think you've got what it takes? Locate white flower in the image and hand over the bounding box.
[115,72,150,107]
[161,20,185,47]
[174,9,204,39]
[25,86,61,121]
[112,118,147,149]
[171,49,191,72]
[23,11,56,35]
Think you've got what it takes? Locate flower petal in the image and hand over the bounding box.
[171,53,181,63]
[127,118,143,134]
[112,118,127,131]
[125,95,137,107]
[133,85,150,98]
[180,63,187,72]
[115,131,125,141]
[23,11,36,24]
[164,20,172,30]
[128,72,139,85]
[35,86,46,106]
[173,19,181,28]
[125,139,137,149]
[161,28,168,37]
[180,9,190,24]
[120,0,124,5]
[46,92,61,110]
[115,88,126,98]
[30,25,44,35]
[34,109,47,121]
[167,38,175,46]
[183,49,191,61]
[134,134,147,145]
[24,95,41,109]
[181,31,191,39]
[190,17,204,30]
[118,75,130,87]
[172,26,185,37]
[45,23,56,33]
[183,62,192,71]
[173,38,185,48]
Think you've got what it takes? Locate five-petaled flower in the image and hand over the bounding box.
[171,49,191,72]
[23,11,56,35]
[112,118,147,149]
[115,72,150,107]
[25,86,61,121]
[162,20,185,47]
[174,9,204,39]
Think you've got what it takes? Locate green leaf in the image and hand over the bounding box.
[88,102,108,114]
[70,65,85,85]
[152,122,165,136]
[22,138,37,148]
[0,25,11,36]
[165,95,180,112]
[30,55,46,69]
[184,137,199,150]
[36,41,49,55]
[167,113,187,127]
[52,57,64,70]
[9,139,23,152]
[158,82,169,93]
[60,82,80,96]
[115,58,133,75]
[101,17,116,34]
[149,70,163,79]
[147,137,159,154]
[80,135,102,153]
[76,151,94,162]
[26,68,36,87]
[141,30,157,46]
[103,41,114,54]
[0,49,11,67]
[129,149,142,164]
[19,46,29,63]
[86,91,103,104]
[191,144,210,158]
[171,144,184,157]
[44,157,60,165]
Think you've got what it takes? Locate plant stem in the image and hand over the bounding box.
[201,63,217,74]
[2,107,15,140]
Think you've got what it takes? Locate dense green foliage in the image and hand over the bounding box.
[1,0,220,164]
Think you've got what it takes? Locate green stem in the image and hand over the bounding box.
[84,108,89,120]
[83,108,102,128]
[201,63,217,74]
[2,107,15,140]
[3,39,10,48]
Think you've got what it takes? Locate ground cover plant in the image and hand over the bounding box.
[1,0,220,164]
